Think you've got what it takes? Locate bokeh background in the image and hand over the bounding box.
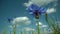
[0,0,60,34]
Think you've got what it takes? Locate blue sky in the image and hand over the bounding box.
[0,0,60,34]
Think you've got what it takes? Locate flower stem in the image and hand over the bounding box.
[36,19,40,34]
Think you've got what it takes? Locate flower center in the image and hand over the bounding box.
[34,10,39,16]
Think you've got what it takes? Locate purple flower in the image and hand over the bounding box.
[27,4,46,16]
[7,18,12,23]
[27,4,47,19]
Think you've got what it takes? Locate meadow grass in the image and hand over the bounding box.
[45,13,60,34]
[1,13,60,34]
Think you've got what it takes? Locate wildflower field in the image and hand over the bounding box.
[0,0,60,34]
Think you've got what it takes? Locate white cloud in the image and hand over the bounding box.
[46,8,56,14]
[35,21,48,28]
[9,25,13,29]
[24,0,57,7]
[36,22,42,26]
[23,27,35,31]
[9,25,13,31]
[35,22,48,27]
[41,25,48,28]
[31,0,57,6]
[24,0,57,14]
[24,1,33,7]
[12,17,31,25]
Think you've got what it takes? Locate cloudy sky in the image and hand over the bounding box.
[0,0,60,34]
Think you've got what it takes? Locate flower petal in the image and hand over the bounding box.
[29,12,33,14]
[28,4,40,11]
[27,4,47,15]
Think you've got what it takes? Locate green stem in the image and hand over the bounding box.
[2,30,6,34]
[45,13,60,34]
[13,24,16,34]
[32,31,34,34]
[10,31,11,34]
[20,31,22,34]
[36,19,40,34]
[24,31,26,34]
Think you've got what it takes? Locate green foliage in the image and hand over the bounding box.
[32,31,34,34]
[45,13,60,34]
[20,31,22,34]
[2,30,6,34]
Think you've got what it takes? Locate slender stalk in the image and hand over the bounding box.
[8,19,12,34]
[54,13,60,34]
[20,31,22,34]
[36,19,40,34]
[13,24,16,34]
[24,31,26,34]
[32,31,34,34]
[43,28,44,34]
[2,30,6,34]
[45,13,60,34]
[10,31,11,34]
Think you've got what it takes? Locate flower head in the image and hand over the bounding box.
[28,4,46,15]
[7,18,12,23]
[27,4,46,19]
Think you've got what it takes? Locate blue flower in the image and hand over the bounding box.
[27,4,47,15]
[7,18,12,23]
